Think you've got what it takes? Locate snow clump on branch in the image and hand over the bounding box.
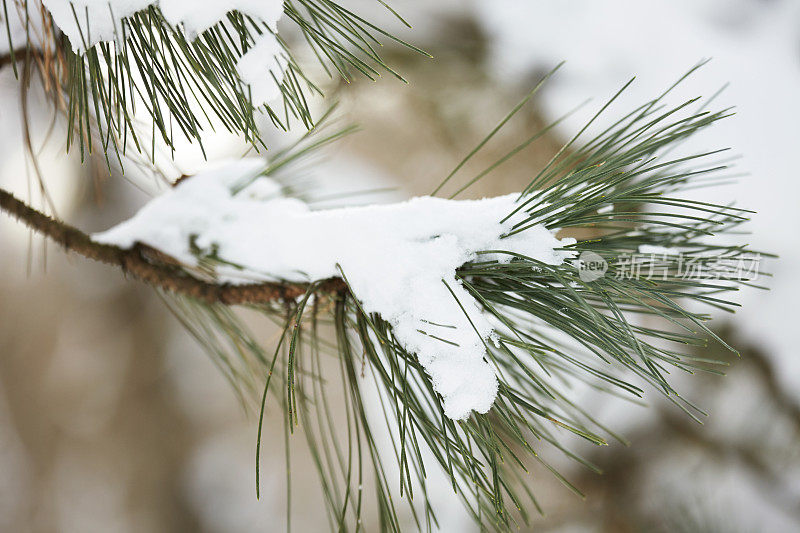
[93,159,576,420]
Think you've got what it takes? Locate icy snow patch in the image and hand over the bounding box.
[93,159,576,419]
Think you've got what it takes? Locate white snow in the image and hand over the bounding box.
[159,0,283,39]
[92,158,576,420]
[41,0,152,50]
[638,245,680,256]
[235,33,287,106]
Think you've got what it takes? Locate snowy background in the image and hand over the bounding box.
[1,0,799,531]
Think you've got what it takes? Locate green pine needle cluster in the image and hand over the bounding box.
[2,0,422,165]
[160,64,763,531]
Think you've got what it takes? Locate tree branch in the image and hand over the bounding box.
[0,44,33,70]
[0,188,346,304]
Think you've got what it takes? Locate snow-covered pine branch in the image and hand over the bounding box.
[91,157,576,419]
[0,1,768,529]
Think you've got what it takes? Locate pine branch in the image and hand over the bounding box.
[0,51,14,68]
[0,188,346,303]
[136,69,764,531]
[0,51,769,531]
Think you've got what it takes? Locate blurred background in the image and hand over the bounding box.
[1,0,799,531]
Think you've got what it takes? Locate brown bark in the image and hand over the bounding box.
[0,188,347,304]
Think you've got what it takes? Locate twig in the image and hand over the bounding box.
[0,188,347,304]
[0,52,17,69]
